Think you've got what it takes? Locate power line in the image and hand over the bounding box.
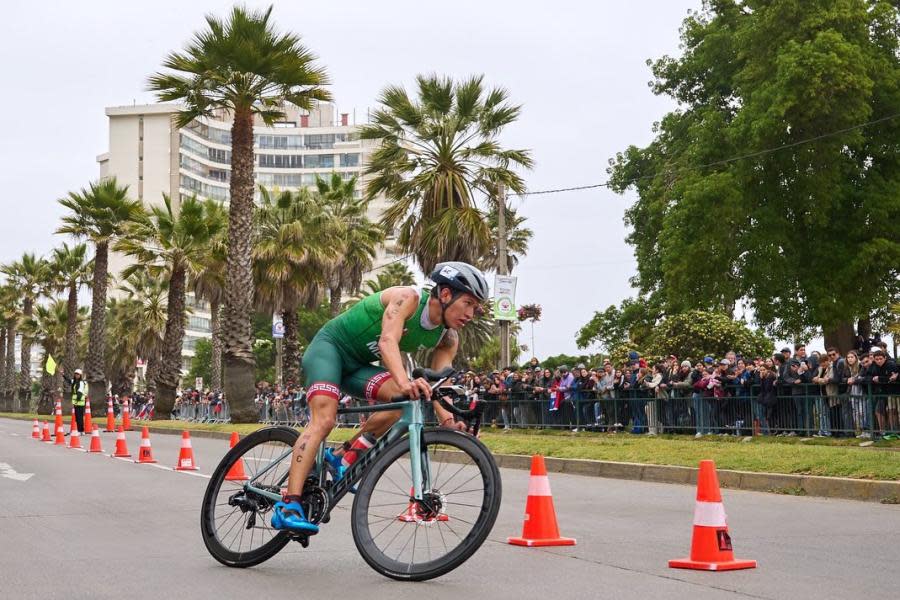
[512,111,900,197]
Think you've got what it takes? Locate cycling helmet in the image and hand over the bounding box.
[429,262,489,301]
[428,262,489,328]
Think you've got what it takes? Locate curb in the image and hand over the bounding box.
[133,425,900,504]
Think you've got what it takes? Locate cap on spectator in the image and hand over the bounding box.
[781,347,791,353]
[789,358,801,366]
[628,351,640,360]
[491,369,499,374]
[576,363,586,369]
[534,367,542,372]
[703,356,714,364]
[559,365,569,372]
[719,359,730,366]
[681,360,691,368]
[668,354,677,360]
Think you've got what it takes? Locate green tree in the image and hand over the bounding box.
[187,338,213,387]
[253,188,337,385]
[113,273,168,395]
[642,310,773,364]
[576,296,662,352]
[116,195,226,418]
[190,202,228,392]
[57,177,144,411]
[316,173,384,316]
[48,242,93,378]
[361,74,533,273]
[2,253,48,404]
[608,0,900,353]
[0,285,18,410]
[149,5,331,422]
[482,204,533,274]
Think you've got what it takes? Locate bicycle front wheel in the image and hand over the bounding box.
[351,429,501,581]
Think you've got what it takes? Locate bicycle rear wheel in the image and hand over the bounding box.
[351,429,501,581]
[200,426,298,568]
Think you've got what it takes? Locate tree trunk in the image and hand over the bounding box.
[6,325,16,410]
[18,297,33,411]
[36,368,53,415]
[824,320,856,356]
[329,283,342,317]
[0,326,6,411]
[210,298,223,392]
[145,350,161,394]
[282,308,300,386]
[223,107,258,423]
[64,282,78,375]
[86,240,109,414]
[154,264,187,420]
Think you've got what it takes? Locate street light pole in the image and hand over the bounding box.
[496,184,510,370]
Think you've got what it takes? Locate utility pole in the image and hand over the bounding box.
[496,184,510,370]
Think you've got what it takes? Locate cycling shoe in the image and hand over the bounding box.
[271,501,319,534]
[323,448,346,481]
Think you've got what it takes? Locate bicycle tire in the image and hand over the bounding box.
[350,429,501,581]
[201,426,298,568]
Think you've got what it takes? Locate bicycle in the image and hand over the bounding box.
[200,367,500,581]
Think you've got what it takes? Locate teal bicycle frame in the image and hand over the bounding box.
[242,398,430,517]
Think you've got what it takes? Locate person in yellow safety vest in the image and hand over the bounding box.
[61,367,88,434]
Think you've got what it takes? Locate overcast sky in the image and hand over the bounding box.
[1,1,702,358]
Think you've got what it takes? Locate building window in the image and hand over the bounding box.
[340,153,360,167]
[188,315,211,332]
[305,134,335,150]
[304,154,334,168]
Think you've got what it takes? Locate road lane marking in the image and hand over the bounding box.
[0,462,34,482]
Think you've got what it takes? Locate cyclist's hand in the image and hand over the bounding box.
[401,377,432,400]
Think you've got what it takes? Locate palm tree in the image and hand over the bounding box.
[191,201,228,392]
[0,285,19,411]
[48,243,93,378]
[316,173,384,316]
[361,74,533,274]
[361,261,417,295]
[115,273,167,395]
[482,204,533,273]
[2,253,48,406]
[254,187,338,385]
[22,300,87,414]
[57,177,144,412]
[148,5,331,422]
[115,195,226,418]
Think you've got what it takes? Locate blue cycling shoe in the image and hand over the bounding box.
[271,500,319,534]
[323,448,346,481]
[324,448,358,493]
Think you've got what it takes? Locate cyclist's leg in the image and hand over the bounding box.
[285,336,344,497]
[338,367,403,446]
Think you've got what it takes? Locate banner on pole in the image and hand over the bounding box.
[272,314,284,339]
[493,275,518,321]
[45,355,57,375]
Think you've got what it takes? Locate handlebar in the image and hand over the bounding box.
[390,367,485,433]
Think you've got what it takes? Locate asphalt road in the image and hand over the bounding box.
[1,417,897,600]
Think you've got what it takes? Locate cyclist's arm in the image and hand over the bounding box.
[378,287,429,398]
[430,330,466,430]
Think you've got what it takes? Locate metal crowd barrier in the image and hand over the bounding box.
[173,399,231,423]
[468,385,899,438]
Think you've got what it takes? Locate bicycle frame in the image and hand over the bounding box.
[242,397,430,516]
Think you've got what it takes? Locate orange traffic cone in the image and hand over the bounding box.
[104,398,115,432]
[122,399,132,431]
[67,407,76,435]
[54,424,66,445]
[83,401,93,433]
[135,427,157,463]
[41,421,51,442]
[31,419,40,439]
[88,426,103,453]
[508,455,576,547]
[174,431,198,471]
[111,426,131,458]
[224,432,248,481]
[54,400,63,433]
[397,487,449,523]
[68,429,82,450]
[669,460,757,571]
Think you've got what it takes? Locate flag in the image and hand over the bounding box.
[45,355,57,375]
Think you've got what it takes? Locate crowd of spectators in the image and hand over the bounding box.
[166,336,898,440]
[452,339,898,439]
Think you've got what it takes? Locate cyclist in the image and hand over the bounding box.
[272,262,489,533]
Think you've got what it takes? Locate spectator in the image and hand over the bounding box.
[755,363,777,434]
[845,351,869,438]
